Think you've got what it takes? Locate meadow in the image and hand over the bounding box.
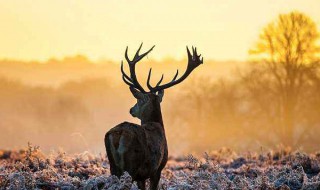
[1,145,320,189]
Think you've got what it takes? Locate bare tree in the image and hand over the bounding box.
[249,11,320,147]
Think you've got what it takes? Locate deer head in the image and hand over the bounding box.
[121,43,203,121]
[129,87,164,119]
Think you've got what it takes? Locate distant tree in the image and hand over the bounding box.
[249,11,320,147]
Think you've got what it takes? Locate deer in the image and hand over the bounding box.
[104,43,203,190]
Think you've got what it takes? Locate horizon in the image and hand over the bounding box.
[0,53,248,63]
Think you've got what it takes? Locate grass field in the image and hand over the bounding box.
[1,145,320,190]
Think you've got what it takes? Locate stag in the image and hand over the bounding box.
[105,43,203,190]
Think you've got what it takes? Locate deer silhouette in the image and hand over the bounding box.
[105,43,203,190]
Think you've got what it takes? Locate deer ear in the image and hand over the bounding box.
[157,90,164,102]
[129,87,145,100]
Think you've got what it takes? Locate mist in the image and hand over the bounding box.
[1,55,319,155]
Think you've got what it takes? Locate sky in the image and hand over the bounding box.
[0,0,319,62]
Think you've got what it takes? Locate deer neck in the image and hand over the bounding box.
[141,102,164,127]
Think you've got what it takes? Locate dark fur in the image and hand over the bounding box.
[105,94,168,190]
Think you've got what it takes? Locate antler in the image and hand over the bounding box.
[147,46,203,93]
[121,43,155,93]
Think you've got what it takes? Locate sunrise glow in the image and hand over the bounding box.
[0,0,319,61]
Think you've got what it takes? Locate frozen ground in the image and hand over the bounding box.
[1,146,320,190]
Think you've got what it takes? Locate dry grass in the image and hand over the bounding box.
[1,145,320,190]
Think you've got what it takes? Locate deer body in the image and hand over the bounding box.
[105,44,203,190]
[106,122,167,189]
[105,92,167,190]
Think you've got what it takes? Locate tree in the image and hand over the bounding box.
[249,11,320,147]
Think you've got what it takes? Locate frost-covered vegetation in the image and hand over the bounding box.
[1,145,320,190]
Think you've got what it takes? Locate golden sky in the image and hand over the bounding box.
[0,0,319,61]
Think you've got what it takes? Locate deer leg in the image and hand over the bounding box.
[150,171,161,190]
[136,180,146,190]
[105,134,121,177]
[107,157,123,177]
